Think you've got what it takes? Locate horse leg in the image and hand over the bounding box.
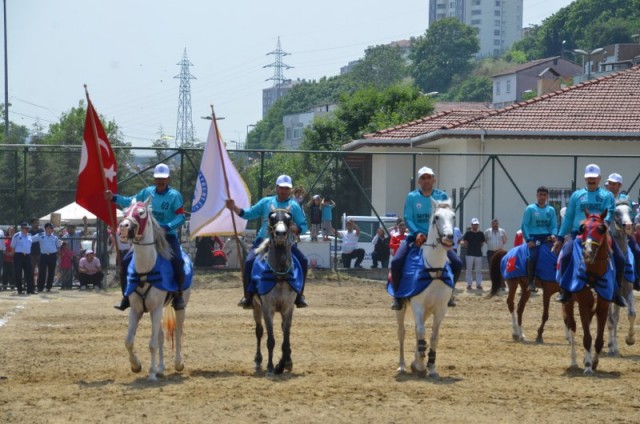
[147,306,163,381]
[263,307,276,376]
[253,302,264,373]
[410,307,427,376]
[157,323,165,378]
[506,280,519,341]
[125,309,143,374]
[536,282,556,344]
[396,308,407,374]
[577,295,595,375]
[607,303,620,356]
[174,307,186,372]
[592,298,610,371]
[515,278,530,342]
[563,302,578,368]
[275,308,294,374]
[625,284,636,346]
[427,308,448,378]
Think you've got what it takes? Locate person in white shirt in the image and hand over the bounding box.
[338,220,365,268]
[484,218,507,265]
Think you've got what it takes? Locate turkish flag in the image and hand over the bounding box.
[75,100,118,229]
[506,256,517,274]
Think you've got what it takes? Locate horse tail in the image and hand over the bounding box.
[162,303,176,350]
[489,249,507,297]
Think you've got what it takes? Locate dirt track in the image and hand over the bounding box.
[1,271,639,423]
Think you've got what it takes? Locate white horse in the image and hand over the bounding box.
[395,198,455,378]
[119,199,191,381]
[608,200,636,355]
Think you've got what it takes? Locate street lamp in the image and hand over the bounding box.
[573,48,605,81]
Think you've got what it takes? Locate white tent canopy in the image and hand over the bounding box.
[39,201,123,226]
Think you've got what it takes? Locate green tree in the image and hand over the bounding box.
[411,18,480,93]
[347,44,409,90]
[446,76,493,102]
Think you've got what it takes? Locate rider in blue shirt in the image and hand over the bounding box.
[521,186,557,293]
[106,163,187,311]
[606,172,640,290]
[553,164,626,306]
[226,175,309,309]
[390,166,462,310]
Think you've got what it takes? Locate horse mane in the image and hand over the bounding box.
[148,212,173,261]
[255,238,270,256]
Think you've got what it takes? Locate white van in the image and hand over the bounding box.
[298,214,398,269]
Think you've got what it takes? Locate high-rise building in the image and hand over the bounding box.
[428,0,523,57]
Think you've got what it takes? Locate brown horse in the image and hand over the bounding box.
[489,242,559,343]
[562,210,611,374]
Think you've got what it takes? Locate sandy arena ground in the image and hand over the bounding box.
[1,271,639,424]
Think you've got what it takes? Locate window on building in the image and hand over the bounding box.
[494,39,501,46]
[285,128,292,140]
[494,48,502,56]
[494,29,501,36]
[506,79,511,94]
[436,3,445,9]
[495,19,501,26]
[293,123,304,139]
[471,19,481,25]
[496,81,501,95]
[472,0,481,5]
[495,0,500,5]
[472,9,481,15]
[494,10,501,16]
[449,1,455,7]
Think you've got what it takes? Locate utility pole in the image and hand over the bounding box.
[174,48,196,147]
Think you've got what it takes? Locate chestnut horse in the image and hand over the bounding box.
[561,210,612,374]
[489,240,559,343]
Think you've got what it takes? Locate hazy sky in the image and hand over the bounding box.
[4,0,575,149]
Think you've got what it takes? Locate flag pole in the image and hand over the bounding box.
[83,85,120,260]
[210,105,245,280]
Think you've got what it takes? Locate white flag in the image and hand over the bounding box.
[189,119,251,239]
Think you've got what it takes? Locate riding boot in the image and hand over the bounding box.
[447,293,456,307]
[172,274,186,310]
[557,289,571,304]
[391,298,402,310]
[527,260,538,293]
[113,296,130,311]
[238,292,253,309]
[295,293,308,308]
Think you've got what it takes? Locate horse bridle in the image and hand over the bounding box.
[424,207,453,249]
[122,203,155,246]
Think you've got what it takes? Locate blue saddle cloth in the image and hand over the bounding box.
[125,249,193,297]
[624,247,636,282]
[501,242,558,282]
[250,254,303,296]
[556,239,615,301]
[387,245,454,298]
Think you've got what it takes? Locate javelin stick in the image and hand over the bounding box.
[84,85,120,261]
[209,105,245,283]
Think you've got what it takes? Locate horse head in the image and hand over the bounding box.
[267,206,293,248]
[613,200,633,236]
[121,198,153,243]
[577,209,609,265]
[427,198,455,250]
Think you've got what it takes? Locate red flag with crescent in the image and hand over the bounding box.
[76,100,118,229]
[506,256,517,274]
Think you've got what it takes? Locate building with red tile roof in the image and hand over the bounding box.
[343,65,640,239]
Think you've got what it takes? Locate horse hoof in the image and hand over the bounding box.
[428,371,439,379]
[147,375,158,382]
[175,362,184,372]
[131,363,142,373]
[512,334,520,341]
[535,336,544,344]
[626,336,635,346]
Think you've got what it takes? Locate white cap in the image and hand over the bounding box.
[607,173,623,184]
[85,249,94,255]
[153,163,171,178]
[584,163,600,178]
[417,166,435,178]
[471,218,480,225]
[275,175,293,188]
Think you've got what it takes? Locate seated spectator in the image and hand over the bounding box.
[338,219,365,268]
[78,249,104,290]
